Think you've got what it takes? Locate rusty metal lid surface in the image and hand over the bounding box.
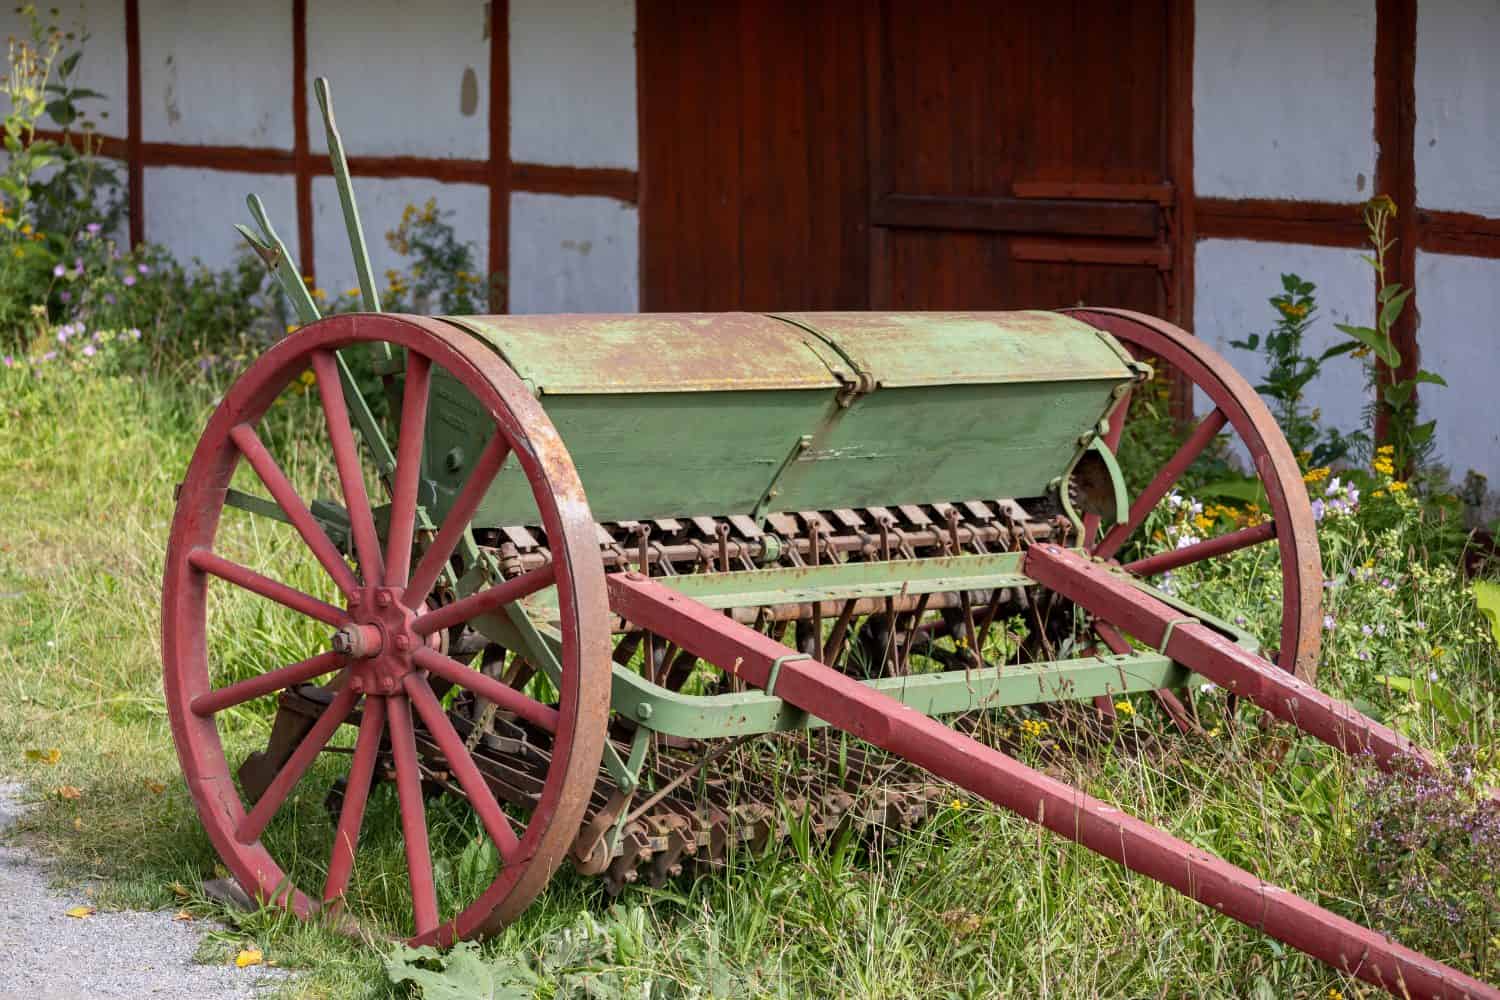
[443,313,843,394]
[770,311,1132,387]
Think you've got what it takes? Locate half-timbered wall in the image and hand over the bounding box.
[4,0,1497,504]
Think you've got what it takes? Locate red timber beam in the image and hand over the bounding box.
[124,0,141,247]
[605,567,1496,999]
[1373,0,1419,446]
[488,0,510,312]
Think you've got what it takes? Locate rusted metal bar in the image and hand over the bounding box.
[605,570,1496,999]
[1024,544,1437,772]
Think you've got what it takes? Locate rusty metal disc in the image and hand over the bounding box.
[161,313,610,943]
[1066,307,1322,680]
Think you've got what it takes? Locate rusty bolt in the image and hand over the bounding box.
[348,590,362,605]
[625,571,645,581]
[376,591,392,608]
[330,629,354,655]
[381,676,397,694]
[394,634,411,652]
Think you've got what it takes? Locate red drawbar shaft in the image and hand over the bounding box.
[607,570,1498,999]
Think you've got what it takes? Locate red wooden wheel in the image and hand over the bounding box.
[162,313,610,942]
[1067,308,1323,681]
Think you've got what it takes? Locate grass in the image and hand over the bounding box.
[1,365,1495,998]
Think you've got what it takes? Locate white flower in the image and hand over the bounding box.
[1326,477,1341,496]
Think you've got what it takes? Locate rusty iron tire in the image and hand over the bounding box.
[162,313,610,943]
[1067,307,1323,681]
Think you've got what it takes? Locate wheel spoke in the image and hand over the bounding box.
[405,676,521,862]
[311,350,386,586]
[404,432,511,608]
[386,694,440,937]
[410,564,557,637]
[230,423,360,596]
[1095,407,1228,560]
[235,684,358,844]
[189,548,347,627]
[1124,520,1277,577]
[323,694,387,906]
[1094,620,1196,734]
[384,351,432,588]
[413,646,559,734]
[192,650,345,717]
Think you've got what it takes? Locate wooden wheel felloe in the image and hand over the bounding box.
[161,313,610,943]
[1067,308,1323,680]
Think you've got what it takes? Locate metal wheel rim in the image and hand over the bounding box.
[1067,307,1323,680]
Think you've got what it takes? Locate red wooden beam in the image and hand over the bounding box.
[1196,197,1368,248]
[488,0,510,312]
[293,0,313,283]
[1419,209,1500,259]
[124,0,142,247]
[1374,0,1419,446]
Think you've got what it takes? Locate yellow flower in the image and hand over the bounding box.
[1113,700,1135,716]
[1207,726,1222,738]
[285,324,298,334]
[1328,989,1345,1000]
[299,370,316,387]
[1432,647,1445,659]
[1366,194,1398,218]
[1377,444,1395,456]
[1371,489,1386,498]
[950,799,966,811]
[235,949,264,968]
[1303,466,1331,483]
[310,287,326,301]
[1389,480,1408,492]
[1020,718,1048,740]
[344,287,360,297]
[20,223,32,234]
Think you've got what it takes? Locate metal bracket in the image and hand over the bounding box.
[765,652,812,698]
[1158,617,1198,655]
[751,434,812,522]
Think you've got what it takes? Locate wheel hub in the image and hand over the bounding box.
[336,587,431,694]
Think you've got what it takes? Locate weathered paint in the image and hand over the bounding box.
[311,176,488,302]
[145,166,297,271]
[509,0,636,169]
[140,0,294,147]
[1194,0,1376,201]
[1194,239,1372,451]
[426,313,1130,524]
[1414,0,1500,216]
[1412,251,1500,519]
[305,0,489,159]
[507,193,639,313]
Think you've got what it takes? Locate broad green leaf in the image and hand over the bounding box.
[1413,369,1447,386]
[1193,477,1268,505]
[1474,581,1500,647]
[1336,322,1401,367]
[1379,287,1412,333]
[1318,341,1359,362]
[1383,383,1414,406]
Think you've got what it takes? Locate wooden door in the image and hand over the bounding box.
[639,0,1182,316]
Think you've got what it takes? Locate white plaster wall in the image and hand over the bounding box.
[1414,0,1500,216]
[508,193,637,313]
[140,0,294,148]
[1195,0,1376,202]
[311,175,488,300]
[306,1,489,159]
[1194,240,1374,451]
[509,0,636,168]
[1412,251,1500,493]
[143,166,295,271]
[0,1,127,132]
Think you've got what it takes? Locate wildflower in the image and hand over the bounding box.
[1389,480,1408,492]
[1113,700,1135,716]
[1326,477,1342,496]
[52,263,64,277]
[1020,718,1048,740]
[128,328,141,340]
[85,222,101,235]
[1303,466,1331,483]
[950,799,966,811]
[1324,614,1336,631]
[1207,726,1222,738]
[56,327,68,343]
[58,290,70,302]
[81,344,95,357]
[298,370,316,388]
[1201,682,1218,694]
[137,263,149,274]
[1311,498,1326,522]
[344,287,360,297]
[285,324,298,334]
[41,351,56,362]
[1366,194,1398,218]
[1329,989,1346,1000]
[1362,624,1374,637]
[2,355,12,367]
[1432,646,1445,659]
[123,275,136,287]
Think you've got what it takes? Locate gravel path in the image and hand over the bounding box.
[0,783,288,999]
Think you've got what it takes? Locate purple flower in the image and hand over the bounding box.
[73,257,82,270]
[82,345,96,357]
[1323,613,1336,631]
[103,293,116,305]
[1362,624,1374,637]
[123,275,136,287]
[57,328,69,343]
[137,263,150,274]
[86,222,102,235]
[41,351,56,362]
[58,291,70,303]
[52,264,65,277]
[198,358,211,372]
[1311,498,1326,522]
[127,328,141,340]
[2,355,12,367]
